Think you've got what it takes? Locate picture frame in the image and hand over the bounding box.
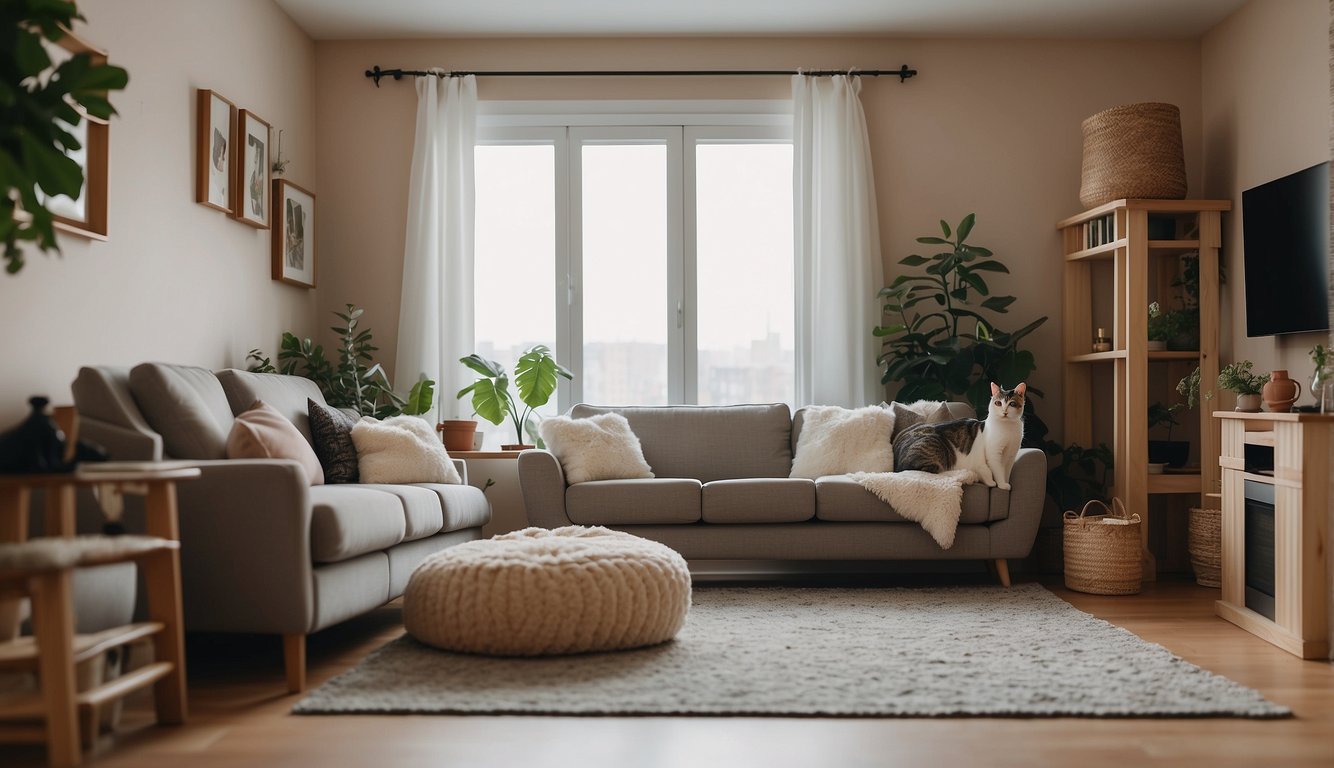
[195,89,236,213]
[43,28,110,240]
[232,110,272,228]
[272,180,315,288]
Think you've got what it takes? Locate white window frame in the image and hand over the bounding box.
[475,101,793,411]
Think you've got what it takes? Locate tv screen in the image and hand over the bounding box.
[1242,161,1330,337]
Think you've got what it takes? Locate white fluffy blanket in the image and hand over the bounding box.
[850,469,978,549]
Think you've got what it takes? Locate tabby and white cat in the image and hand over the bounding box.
[892,383,1027,490]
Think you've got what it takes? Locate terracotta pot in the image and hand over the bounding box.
[437,420,478,452]
[1261,369,1302,413]
[1234,393,1262,412]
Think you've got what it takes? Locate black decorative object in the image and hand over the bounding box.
[0,396,108,473]
[0,396,67,473]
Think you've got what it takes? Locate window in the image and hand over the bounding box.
[473,106,792,444]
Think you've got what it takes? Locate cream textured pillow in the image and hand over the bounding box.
[226,400,324,485]
[790,405,896,479]
[538,413,654,485]
[350,416,462,485]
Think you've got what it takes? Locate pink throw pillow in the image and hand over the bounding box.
[227,400,325,485]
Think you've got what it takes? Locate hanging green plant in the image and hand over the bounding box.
[2,0,129,274]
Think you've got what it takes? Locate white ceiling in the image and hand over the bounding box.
[274,0,1248,41]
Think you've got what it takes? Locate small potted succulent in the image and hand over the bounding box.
[1217,361,1269,412]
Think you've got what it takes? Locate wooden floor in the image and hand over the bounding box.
[4,577,1333,768]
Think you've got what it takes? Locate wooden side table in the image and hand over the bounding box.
[0,464,199,763]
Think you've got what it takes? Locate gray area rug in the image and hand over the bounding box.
[294,584,1290,718]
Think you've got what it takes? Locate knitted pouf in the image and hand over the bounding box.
[403,525,691,656]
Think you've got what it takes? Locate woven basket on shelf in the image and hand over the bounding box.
[1187,507,1222,588]
[1079,102,1187,209]
[1063,498,1142,595]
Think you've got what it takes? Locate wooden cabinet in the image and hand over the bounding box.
[1214,411,1330,659]
[1057,200,1230,578]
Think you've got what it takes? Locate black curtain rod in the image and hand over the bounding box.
[364,64,917,87]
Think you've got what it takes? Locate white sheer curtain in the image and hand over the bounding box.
[395,74,477,421]
[792,74,885,408]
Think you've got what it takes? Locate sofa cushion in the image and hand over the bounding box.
[409,483,492,533]
[128,362,234,459]
[539,412,654,484]
[566,478,702,525]
[792,400,975,451]
[355,484,445,541]
[569,403,791,482]
[790,405,895,479]
[309,486,408,563]
[226,400,325,485]
[216,368,324,445]
[307,398,360,484]
[812,475,997,525]
[702,478,814,523]
[350,416,462,485]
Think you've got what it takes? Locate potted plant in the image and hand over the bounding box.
[874,213,1048,427]
[1310,343,1332,413]
[1146,302,1170,351]
[458,345,573,450]
[1147,402,1189,468]
[1216,360,1269,412]
[436,418,479,452]
[3,0,129,274]
[247,304,435,418]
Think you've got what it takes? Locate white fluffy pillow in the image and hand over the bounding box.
[350,415,462,484]
[790,405,896,479]
[538,413,654,485]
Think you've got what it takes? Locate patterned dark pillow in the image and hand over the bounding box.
[307,398,359,483]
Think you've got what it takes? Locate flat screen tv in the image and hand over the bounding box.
[1241,161,1330,337]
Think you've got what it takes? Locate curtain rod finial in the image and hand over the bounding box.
[366,65,384,87]
[897,65,917,83]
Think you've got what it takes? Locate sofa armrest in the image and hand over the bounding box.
[79,417,162,461]
[451,458,468,485]
[990,447,1046,558]
[517,449,572,528]
[174,459,315,635]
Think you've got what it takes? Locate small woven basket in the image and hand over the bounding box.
[1063,498,1142,595]
[1079,102,1187,209]
[1187,507,1222,588]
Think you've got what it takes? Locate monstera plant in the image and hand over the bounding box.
[458,345,573,448]
[2,0,129,274]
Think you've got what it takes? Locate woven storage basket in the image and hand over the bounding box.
[1079,102,1187,209]
[1063,498,1142,595]
[1187,507,1222,588]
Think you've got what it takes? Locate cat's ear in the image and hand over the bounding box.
[1015,382,1027,396]
[990,382,1000,396]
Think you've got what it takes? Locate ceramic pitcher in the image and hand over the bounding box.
[1262,369,1302,412]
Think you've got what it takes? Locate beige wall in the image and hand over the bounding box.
[315,36,1204,436]
[1202,0,1331,397]
[0,0,317,425]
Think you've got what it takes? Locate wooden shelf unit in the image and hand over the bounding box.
[1058,200,1230,579]
[1214,411,1330,659]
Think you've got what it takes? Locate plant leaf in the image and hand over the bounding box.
[956,213,975,243]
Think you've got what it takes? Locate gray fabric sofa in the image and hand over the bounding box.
[518,403,1043,581]
[72,363,490,692]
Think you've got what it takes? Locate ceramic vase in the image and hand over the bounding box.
[1261,370,1301,413]
[1234,393,1262,412]
[1312,367,1334,414]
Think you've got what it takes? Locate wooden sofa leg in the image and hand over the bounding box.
[994,559,1011,588]
[283,634,306,694]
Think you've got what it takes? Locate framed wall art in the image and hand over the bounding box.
[272,180,315,288]
[233,109,272,228]
[43,29,110,240]
[195,89,235,213]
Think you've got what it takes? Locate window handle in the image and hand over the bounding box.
[676,300,683,329]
